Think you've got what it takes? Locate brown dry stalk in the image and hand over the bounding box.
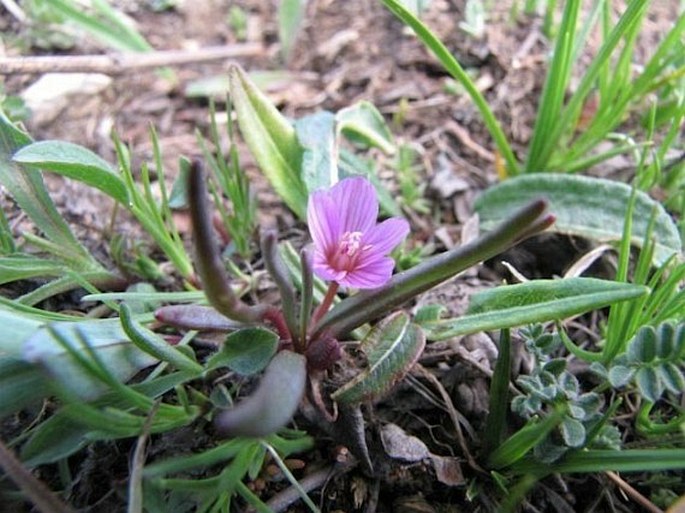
[0,438,76,513]
[0,44,263,75]
[605,471,664,513]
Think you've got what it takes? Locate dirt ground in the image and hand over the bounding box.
[1,0,683,512]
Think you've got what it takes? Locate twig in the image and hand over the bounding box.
[0,438,76,513]
[605,471,663,513]
[0,44,263,75]
[1,0,25,22]
[412,364,483,473]
[264,459,357,513]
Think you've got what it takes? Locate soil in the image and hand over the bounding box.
[0,1,682,512]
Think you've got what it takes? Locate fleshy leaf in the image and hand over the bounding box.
[228,65,307,219]
[216,350,307,437]
[475,174,682,265]
[425,278,648,341]
[332,311,425,404]
[13,140,129,205]
[208,327,279,375]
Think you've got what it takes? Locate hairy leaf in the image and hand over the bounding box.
[332,311,425,404]
[475,174,681,265]
[425,278,647,340]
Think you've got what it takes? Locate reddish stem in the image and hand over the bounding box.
[264,307,292,342]
[310,282,339,332]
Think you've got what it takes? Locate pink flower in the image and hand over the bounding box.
[307,177,410,289]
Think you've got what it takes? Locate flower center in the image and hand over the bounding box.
[330,231,371,272]
[339,231,364,256]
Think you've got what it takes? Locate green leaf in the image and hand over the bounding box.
[46,0,153,53]
[513,449,685,474]
[21,414,88,466]
[657,362,685,394]
[0,358,50,419]
[119,304,204,375]
[425,278,648,340]
[22,319,158,400]
[560,417,586,448]
[635,367,663,403]
[628,326,657,363]
[608,365,634,388]
[14,140,129,205]
[336,101,396,155]
[475,174,682,265]
[208,327,279,375]
[228,65,307,219]
[0,255,67,285]
[0,110,94,267]
[278,0,307,60]
[332,311,425,404]
[294,111,338,193]
[380,0,518,175]
[489,409,564,469]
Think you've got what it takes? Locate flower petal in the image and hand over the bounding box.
[307,190,340,251]
[363,217,410,255]
[330,177,378,234]
[312,252,347,282]
[341,256,395,289]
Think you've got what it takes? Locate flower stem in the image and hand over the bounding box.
[311,282,340,331]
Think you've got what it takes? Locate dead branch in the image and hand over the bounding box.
[0,44,263,75]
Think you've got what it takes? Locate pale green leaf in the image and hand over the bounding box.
[635,367,663,403]
[475,174,682,265]
[336,101,396,155]
[22,319,158,400]
[14,140,129,205]
[278,0,307,60]
[560,417,586,448]
[425,278,648,341]
[228,65,307,219]
[0,110,93,266]
[295,111,338,193]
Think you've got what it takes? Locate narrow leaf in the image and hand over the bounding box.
[332,311,426,404]
[425,278,648,341]
[475,174,681,265]
[13,140,129,205]
[489,409,564,469]
[120,304,203,375]
[228,65,307,218]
